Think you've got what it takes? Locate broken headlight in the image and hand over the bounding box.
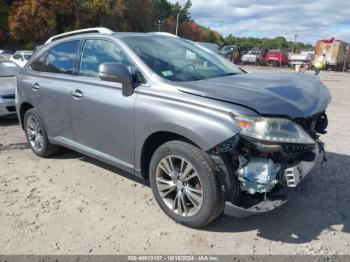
[231,113,315,144]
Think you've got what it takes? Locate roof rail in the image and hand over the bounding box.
[45,27,113,44]
[151,32,178,38]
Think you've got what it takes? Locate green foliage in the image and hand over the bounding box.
[1,0,313,52]
[0,0,10,45]
[206,30,217,43]
[223,34,313,51]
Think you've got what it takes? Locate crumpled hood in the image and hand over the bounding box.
[0,76,16,96]
[176,72,331,118]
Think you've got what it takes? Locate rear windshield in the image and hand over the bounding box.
[0,61,20,77]
[268,50,281,54]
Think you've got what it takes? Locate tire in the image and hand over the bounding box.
[24,108,59,157]
[149,141,223,227]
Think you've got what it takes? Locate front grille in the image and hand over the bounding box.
[1,94,15,99]
[6,106,16,112]
[282,143,315,154]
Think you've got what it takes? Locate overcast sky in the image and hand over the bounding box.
[173,0,350,44]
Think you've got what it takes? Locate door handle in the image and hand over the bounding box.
[32,82,40,90]
[71,89,84,98]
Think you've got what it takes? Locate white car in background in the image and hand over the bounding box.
[289,50,315,69]
[0,59,21,117]
[0,50,14,60]
[10,50,33,67]
[241,49,263,64]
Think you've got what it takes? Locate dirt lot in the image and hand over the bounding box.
[1,67,350,255]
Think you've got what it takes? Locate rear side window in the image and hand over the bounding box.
[43,40,80,75]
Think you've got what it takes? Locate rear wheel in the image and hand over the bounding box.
[149,141,223,227]
[24,108,59,157]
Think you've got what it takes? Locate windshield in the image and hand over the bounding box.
[122,36,242,82]
[222,45,236,51]
[268,49,281,54]
[0,61,20,77]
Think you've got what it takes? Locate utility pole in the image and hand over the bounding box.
[175,13,180,35]
[292,30,298,53]
[156,20,164,32]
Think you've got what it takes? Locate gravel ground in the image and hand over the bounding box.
[0,67,349,255]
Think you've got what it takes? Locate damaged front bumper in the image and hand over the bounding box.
[224,193,288,218]
[217,138,323,218]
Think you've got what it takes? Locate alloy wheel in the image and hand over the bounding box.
[26,115,44,152]
[155,155,203,217]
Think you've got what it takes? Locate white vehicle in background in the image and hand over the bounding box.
[241,49,263,64]
[10,50,33,68]
[289,50,315,69]
[0,58,21,117]
[0,50,14,60]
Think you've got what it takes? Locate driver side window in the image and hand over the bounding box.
[79,39,144,83]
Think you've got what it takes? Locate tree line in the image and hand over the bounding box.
[0,0,313,51]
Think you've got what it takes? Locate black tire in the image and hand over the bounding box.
[24,108,59,157]
[149,141,223,227]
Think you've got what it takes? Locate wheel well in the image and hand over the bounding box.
[140,132,198,179]
[19,102,34,129]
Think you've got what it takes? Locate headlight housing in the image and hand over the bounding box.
[231,113,315,144]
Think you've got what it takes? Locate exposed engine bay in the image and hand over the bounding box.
[211,112,328,217]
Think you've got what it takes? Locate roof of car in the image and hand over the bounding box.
[44,27,178,45]
[112,32,178,38]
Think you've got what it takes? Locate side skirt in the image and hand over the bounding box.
[51,136,144,178]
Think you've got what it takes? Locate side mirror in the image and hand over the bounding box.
[98,63,134,96]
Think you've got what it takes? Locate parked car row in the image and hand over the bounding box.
[0,49,33,68]
[211,37,350,71]
[216,46,290,67]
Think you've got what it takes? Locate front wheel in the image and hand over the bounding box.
[272,60,279,67]
[149,141,223,227]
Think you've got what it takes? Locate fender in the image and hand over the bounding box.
[133,86,251,171]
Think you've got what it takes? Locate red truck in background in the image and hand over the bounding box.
[263,49,289,67]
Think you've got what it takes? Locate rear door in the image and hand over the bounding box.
[26,40,81,141]
[69,38,139,171]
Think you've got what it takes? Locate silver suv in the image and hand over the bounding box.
[16,28,331,227]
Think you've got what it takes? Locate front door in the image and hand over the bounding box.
[70,39,138,172]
